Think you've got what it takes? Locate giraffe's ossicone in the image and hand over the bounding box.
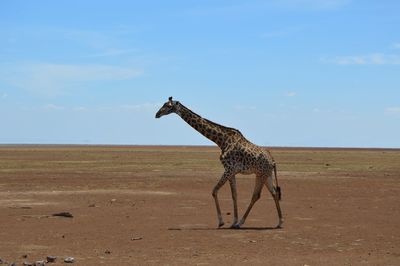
[156,97,283,229]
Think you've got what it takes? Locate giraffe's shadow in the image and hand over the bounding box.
[220,226,279,231]
[168,226,279,231]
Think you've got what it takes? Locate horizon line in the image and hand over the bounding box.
[0,143,399,151]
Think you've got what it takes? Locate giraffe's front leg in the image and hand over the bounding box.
[212,171,231,228]
[229,177,239,228]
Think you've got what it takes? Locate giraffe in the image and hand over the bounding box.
[155,97,283,229]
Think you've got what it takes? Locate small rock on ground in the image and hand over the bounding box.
[46,256,57,263]
[64,257,74,263]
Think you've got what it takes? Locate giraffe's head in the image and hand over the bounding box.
[155,97,180,118]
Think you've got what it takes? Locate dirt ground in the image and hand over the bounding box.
[0,145,399,265]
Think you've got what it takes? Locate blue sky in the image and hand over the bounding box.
[0,0,399,147]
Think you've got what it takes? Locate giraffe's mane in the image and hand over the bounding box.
[203,117,243,136]
[179,102,243,136]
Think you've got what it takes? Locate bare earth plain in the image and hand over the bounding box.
[0,145,399,265]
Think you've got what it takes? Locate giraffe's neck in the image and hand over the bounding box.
[176,103,240,149]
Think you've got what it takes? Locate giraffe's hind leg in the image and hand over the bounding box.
[265,175,284,228]
[233,174,265,229]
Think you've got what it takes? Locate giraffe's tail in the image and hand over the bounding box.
[273,162,282,201]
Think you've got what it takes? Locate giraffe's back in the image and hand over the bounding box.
[220,139,275,175]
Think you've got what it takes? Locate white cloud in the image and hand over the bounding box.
[277,0,350,10]
[260,25,305,39]
[30,63,142,80]
[392,43,400,49]
[42,104,65,110]
[32,103,160,112]
[188,0,349,17]
[1,92,7,99]
[91,103,161,112]
[322,53,400,65]
[385,107,400,115]
[120,103,161,111]
[285,92,297,97]
[8,26,141,60]
[234,105,257,111]
[63,29,116,50]
[0,63,143,96]
[73,106,89,112]
[85,48,138,58]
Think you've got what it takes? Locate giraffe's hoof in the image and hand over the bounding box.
[230,223,241,229]
[218,222,225,228]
